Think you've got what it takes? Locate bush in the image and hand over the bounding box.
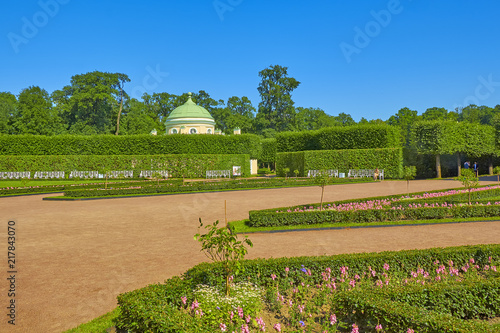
[259,138,277,163]
[276,124,401,152]
[276,148,403,178]
[0,154,250,178]
[0,134,262,159]
[116,245,500,332]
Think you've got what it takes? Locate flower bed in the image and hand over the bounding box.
[248,186,500,227]
[115,244,500,332]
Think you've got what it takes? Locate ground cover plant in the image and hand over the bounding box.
[114,244,500,332]
[248,185,500,228]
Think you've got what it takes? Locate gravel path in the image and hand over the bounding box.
[1,179,499,332]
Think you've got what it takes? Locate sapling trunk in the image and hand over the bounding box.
[320,185,325,211]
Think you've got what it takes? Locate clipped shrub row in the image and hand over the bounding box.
[116,245,500,332]
[248,204,500,227]
[0,154,250,178]
[276,148,403,178]
[0,134,262,159]
[336,281,499,333]
[276,124,401,152]
[259,138,277,163]
[62,177,369,198]
[0,179,184,196]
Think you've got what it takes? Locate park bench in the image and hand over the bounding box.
[206,170,231,179]
[105,170,134,179]
[33,171,65,179]
[307,169,339,178]
[139,170,169,178]
[0,171,31,179]
[348,169,384,180]
[69,170,99,179]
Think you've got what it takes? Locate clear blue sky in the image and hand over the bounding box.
[1,0,500,121]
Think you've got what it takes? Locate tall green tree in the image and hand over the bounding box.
[333,112,356,126]
[13,86,64,135]
[387,107,419,146]
[459,104,494,125]
[120,99,162,134]
[222,96,255,133]
[0,92,17,134]
[255,65,300,133]
[422,107,457,121]
[52,71,130,134]
[142,92,183,122]
[295,107,336,131]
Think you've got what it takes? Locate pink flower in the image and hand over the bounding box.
[271,274,277,280]
[407,329,415,333]
[181,296,187,305]
[274,322,281,332]
[190,300,199,310]
[384,263,390,271]
[238,307,244,318]
[376,324,383,331]
[220,323,227,331]
[330,314,337,325]
[241,324,250,333]
[351,323,359,333]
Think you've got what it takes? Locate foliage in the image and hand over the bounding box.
[412,120,495,157]
[59,177,368,199]
[248,186,500,227]
[51,71,130,134]
[314,170,331,211]
[0,134,261,159]
[277,148,403,178]
[0,92,17,134]
[259,138,277,163]
[494,166,500,184]
[403,165,417,195]
[12,86,65,135]
[457,168,479,205]
[0,153,250,179]
[276,124,401,152]
[255,65,300,133]
[116,244,500,332]
[194,220,253,296]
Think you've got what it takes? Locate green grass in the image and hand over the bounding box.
[63,308,119,333]
[229,216,500,233]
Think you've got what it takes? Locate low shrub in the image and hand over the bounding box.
[115,245,500,332]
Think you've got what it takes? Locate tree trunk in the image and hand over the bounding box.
[436,154,442,178]
[407,179,410,196]
[489,157,493,175]
[456,152,461,177]
[115,85,124,135]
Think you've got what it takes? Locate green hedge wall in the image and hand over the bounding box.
[0,134,261,159]
[276,148,403,178]
[248,204,500,227]
[276,124,401,152]
[0,154,250,178]
[258,138,277,163]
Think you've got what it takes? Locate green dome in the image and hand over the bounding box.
[166,92,215,121]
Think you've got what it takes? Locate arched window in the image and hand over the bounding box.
[190,128,197,134]
[207,128,212,134]
[171,128,178,134]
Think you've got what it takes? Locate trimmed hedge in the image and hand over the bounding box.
[336,282,498,332]
[248,203,500,227]
[259,138,277,163]
[62,177,369,198]
[276,124,401,152]
[0,154,250,178]
[276,148,403,178]
[115,245,500,332]
[0,134,261,159]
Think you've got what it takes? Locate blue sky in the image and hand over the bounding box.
[1,0,500,121]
